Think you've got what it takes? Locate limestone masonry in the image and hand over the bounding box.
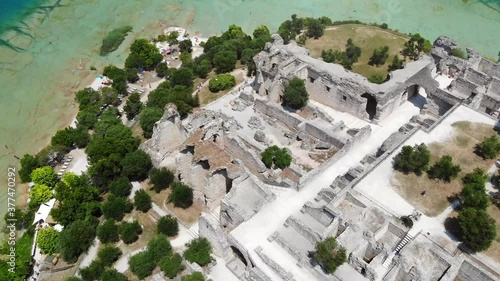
[142,34,500,281]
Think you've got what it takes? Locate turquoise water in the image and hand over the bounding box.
[0,0,499,232]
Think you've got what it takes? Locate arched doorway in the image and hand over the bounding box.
[361,93,377,120]
[231,246,248,267]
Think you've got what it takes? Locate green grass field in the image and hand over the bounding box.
[305,24,409,79]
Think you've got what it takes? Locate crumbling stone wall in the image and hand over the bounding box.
[199,213,230,258]
[223,134,267,174]
[254,99,302,129]
[478,58,500,78]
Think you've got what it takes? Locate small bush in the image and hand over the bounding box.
[283,77,308,109]
[427,155,461,182]
[168,182,194,209]
[157,215,179,237]
[184,238,212,266]
[400,216,414,228]
[476,135,500,159]
[209,74,236,92]
[368,74,385,84]
[314,237,346,274]
[450,48,467,59]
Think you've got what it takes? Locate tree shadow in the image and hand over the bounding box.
[444,217,463,242]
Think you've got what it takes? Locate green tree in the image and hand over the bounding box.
[75,88,101,111]
[121,150,152,181]
[80,260,104,281]
[314,237,346,274]
[147,234,172,264]
[427,155,461,182]
[476,135,500,159]
[209,73,236,92]
[149,167,175,193]
[402,33,431,60]
[253,25,271,41]
[120,220,142,244]
[159,253,184,279]
[167,31,179,43]
[77,110,98,130]
[460,183,489,210]
[157,215,179,237]
[124,92,143,120]
[109,176,132,197]
[156,62,170,78]
[101,87,120,105]
[180,51,194,68]
[458,207,496,252]
[59,220,97,263]
[129,251,155,279]
[179,39,193,53]
[168,182,194,209]
[29,184,53,208]
[102,195,133,221]
[99,269,128,281]
[194,58,212,78]
[134,190,152,212]
[125,39,163,70]
[393,143,430,175]
[261,145,292,169]
[283,77,308,109]
[97,245,122,267]
[51,126,90,149]
[463,167,489,186]
[88,154,123,189]
[97,219,120,243]
[368,46,389,66]
[222,24,247,40]
[306,18,324,39]
[103,65,126,80]
[184,238,212,266]
[213,50,237,73]
[388,55,405,71]
[170,67,194,88]
[31,166,58,188]
[19,154,39,183]
[139,107,163,138]
[181,272,205,281]
[37,227,59,255]
[125,67,139,83]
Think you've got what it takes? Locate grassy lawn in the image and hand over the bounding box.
[198,71,244,106]
[392,121,497,217]
[304,24,408,79]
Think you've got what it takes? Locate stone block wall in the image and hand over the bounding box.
[302,122,345,149]
[254,247,296,281]
[254,99,303,129]
[223,135,267,174]
[465,67,491,86]
[284,216,322,245]
[433,88,464,105]
[478,58,500,78]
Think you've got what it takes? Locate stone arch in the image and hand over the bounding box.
[231,246,248,267]
[227,237,255,270]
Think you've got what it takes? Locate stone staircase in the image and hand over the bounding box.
[382,232,414,269]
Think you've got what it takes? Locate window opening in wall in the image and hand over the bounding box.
[309,77,315,83]
[342,95,347,101]
[326,86,331,92]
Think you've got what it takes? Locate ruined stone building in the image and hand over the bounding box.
[143,34,500,281]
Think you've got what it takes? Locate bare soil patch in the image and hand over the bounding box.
[392,121,497,216]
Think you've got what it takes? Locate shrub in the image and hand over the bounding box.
[261,145,292,169]
[314,237,346,274]
[450,48,467,59]
[99,269,128,281]
[97,245,122,267]
[458,207,496,252]
[159,253,185,278]
[427,155,461,182]
[393,143,430,175]
[306,18,324,39]
[400,216,414,228]
[283,77,308,109]
[59,220,96,263]
[184,238,212,266]
[476,135,500,159]
[149,167,175,193]
[181,272,205,281]
[19,154,39,183]
[368,74,385,84]
[29,184,53,208]
[156,62,170,78]
[119,220,142,244]
[368,46,389,66]
[157,215,179,237]
[97,219,120,243]
[208,74,236,92]
[134,190,152,212]
[129,251,156,279]
[168,182,194,209]
[109,176,132,197]
[100,26,133,56]
[121,150,152,181]
[388,55,405,71]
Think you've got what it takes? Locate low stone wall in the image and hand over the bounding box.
[464,67,491,86]
[422,102,461,133]
[254,99,302,129]
[268,232,307,266]
[433,88,464,105]
[254,246,296,281]
[479,58,500,78]
[284,216,322,245]
[302,122,345,148]
[223,134,267,174]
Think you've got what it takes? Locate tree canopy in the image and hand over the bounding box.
[134,190,152,212]
[37,227,60,255]
[184,238,212,266]
[31,166,58,188]
[181,272,205,281]
[209,73,236,92]
[97,245,122,267]
[314,237,346,274]
[102,195,133,221]
[120,220,142,244]
[125,39,163,70]
[283,77,309,109]
[97,219,120,243]
[368,46,389,66]
[121,149,152,181]
[124,92,143,120]
[458,207,496,252]
[393,143,430,175]
[139,107,163,138]
[261,145,293,169]
[29,184,53,208]
[427,155,461,182]
[159,253,184,279]
[58,220,97,263]
[109,176,132,197]
[168,182,194,209]
[476,135,500,159]
[129,251,156,279]
[149,167,175,193]
[157,215,179,237]
[19,154,39,183]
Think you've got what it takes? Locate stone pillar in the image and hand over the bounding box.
[198,213,230,258]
